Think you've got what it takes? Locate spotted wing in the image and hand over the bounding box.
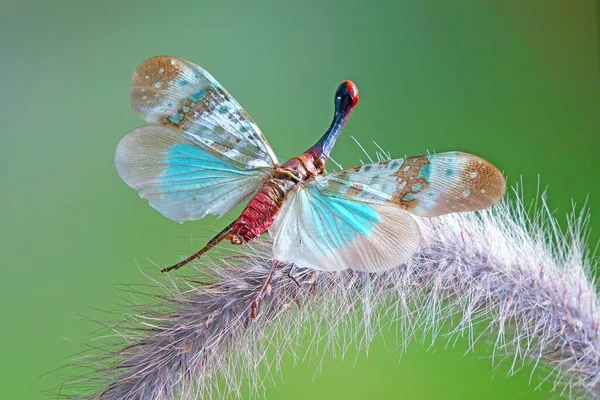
[313,152,506,217]
[115,126,270,223]
[130,56,278,170]
[269,185,420,272]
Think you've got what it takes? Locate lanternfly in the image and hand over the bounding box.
[115,57,506,315]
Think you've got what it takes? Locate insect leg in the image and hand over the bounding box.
[287,264,301,287]
[251,260,278,318]
[161,221,236,273]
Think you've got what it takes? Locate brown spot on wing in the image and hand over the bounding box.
[133,57,185,91]
[346,183,364,197]
[390,155,430,210]
[457,158,506,210]
[131,57,188,122]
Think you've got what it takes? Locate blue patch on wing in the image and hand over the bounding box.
[190,89,206,102]
[418,162,432,181]
[169,113,184,124]
[306,186,381,248]
[160,143,256,200]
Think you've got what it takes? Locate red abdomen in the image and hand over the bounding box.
[231,179,290,243]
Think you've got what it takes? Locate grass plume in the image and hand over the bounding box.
[58,189,600,399]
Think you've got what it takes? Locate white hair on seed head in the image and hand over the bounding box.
[59,187,600,400]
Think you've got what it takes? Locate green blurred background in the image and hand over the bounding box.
[2,0,599,398]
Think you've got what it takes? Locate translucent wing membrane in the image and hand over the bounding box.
[313,152,506,217]
[115,126,270,223]
[270,185,420,272]
[130,56,278,170]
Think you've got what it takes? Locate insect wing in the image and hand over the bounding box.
[115,126,270,223]
[130,56,278,170]
[269,185,420,272]
[313,152,506,217]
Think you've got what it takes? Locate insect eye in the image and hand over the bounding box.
[315,158,326,170]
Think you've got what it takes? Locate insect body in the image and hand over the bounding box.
[230,177,292,244]
[116,56,506,274]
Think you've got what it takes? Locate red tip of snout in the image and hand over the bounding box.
[344,80,359,108]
